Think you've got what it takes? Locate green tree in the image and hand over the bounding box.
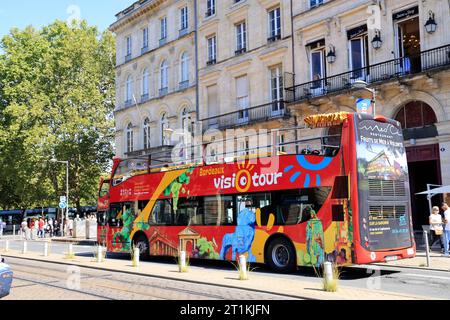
[0,20,115,211]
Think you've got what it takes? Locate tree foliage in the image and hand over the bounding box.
[0,20,116,210]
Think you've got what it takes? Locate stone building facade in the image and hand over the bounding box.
[111,0,450,228]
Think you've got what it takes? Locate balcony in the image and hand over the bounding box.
[235,47,247,56]
[179,28,188,38]
[141,93,149,103]
[125,54,132,63]
[159,37,167,47]
[285,44,450,104]
[179,80,189,90]
[207,59,216,66]
[267,34,281,43]
[141,46,149,55]
[201,100,289,132]
[159,87,168,97]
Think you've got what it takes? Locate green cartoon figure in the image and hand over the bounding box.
[112,206,135,251]
[304,208,325,267]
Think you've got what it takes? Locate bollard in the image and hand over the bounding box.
[239,255,248,280]
[5,240,9,252]
[43,242,48,257]
[68,243,74,257]
[424,230,431,267]
[13,226,16,240]
[180,251,187,271]
[133,247,140,267]
[97,246,103,263]
[22,241,27,254]
[324,262,333,283]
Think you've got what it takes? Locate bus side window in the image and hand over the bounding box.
[150,200,173,225]
[108,204,122,227]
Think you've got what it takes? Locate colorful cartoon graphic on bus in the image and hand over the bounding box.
[220,199,257,262]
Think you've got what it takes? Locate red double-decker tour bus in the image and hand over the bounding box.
[98,112,416,272]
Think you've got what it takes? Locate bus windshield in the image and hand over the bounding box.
[355,115,413,251]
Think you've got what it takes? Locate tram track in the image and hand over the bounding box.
[5,257,305,300]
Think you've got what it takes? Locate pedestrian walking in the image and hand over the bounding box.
[21,219,27,239]
[443,203,450,257]
[68,219,74,237]
[38,218,44,238]
[0,218,4,238]
[429,206,444,252]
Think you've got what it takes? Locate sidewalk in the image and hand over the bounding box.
[0,235,96,246]
[0,249,434,300]
[375,251,450,272]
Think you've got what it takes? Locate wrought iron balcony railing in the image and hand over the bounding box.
[201,100,289,132]
[285,44,450,104]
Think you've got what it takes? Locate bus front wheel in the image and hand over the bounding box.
[266,237,296,273]
[133,234,150,259]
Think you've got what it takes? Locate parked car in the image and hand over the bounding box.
[0,258,13,298]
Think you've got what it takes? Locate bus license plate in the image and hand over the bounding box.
[385,256,398,262]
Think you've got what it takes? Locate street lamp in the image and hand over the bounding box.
[353,80,376,116]
[425,11,437,34]
[50,158,69,237]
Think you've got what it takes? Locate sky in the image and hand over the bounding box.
[0,0,132,40]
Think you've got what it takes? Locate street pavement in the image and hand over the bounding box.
[1,238,449,300]
[4,257,297,300]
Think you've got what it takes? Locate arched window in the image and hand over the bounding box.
[181,107,191,133]
[160,60,168,93]
[143,118,151,150]
[142,68,149,97]
[394,101,437,129]
[161,113,169,145]
[126,75,133,103]
[180,52,189,83]
[126,123,134,153]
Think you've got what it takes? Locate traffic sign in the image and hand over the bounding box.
[60,196,67,203]
[59,202,67,209]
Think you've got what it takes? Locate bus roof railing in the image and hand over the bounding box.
[112,126,343,179]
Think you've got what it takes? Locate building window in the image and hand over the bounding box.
[270,65,284,114]
[126,123,134,153]
[180,52,189,86]
[181,108,191,133]
[142,27,149,50]
[180,7,188,31]
[207,35,217,65]
[395,101,437,129]
[235,22,247,55]
[142,68,149,99]
[307,39,326,91]
[125,75,133,104]
[310,0,324,9]
[160,17,167,41]
[126,36,132,61]
[206,0,216,17]
[143,118,151,150]
[236,75,249,121]
[268,7,281,42]
[347,25,369,81]
[278,133,286,153]
[160,60,168,96]
[161,113,169,145]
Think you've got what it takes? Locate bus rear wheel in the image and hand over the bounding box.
[266,237,296,273]
[133,234,150,260]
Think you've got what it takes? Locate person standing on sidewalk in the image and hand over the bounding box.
[429,206,444,252]
[443,203,450,257]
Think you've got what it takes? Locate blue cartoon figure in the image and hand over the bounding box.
[220,198,256,262]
